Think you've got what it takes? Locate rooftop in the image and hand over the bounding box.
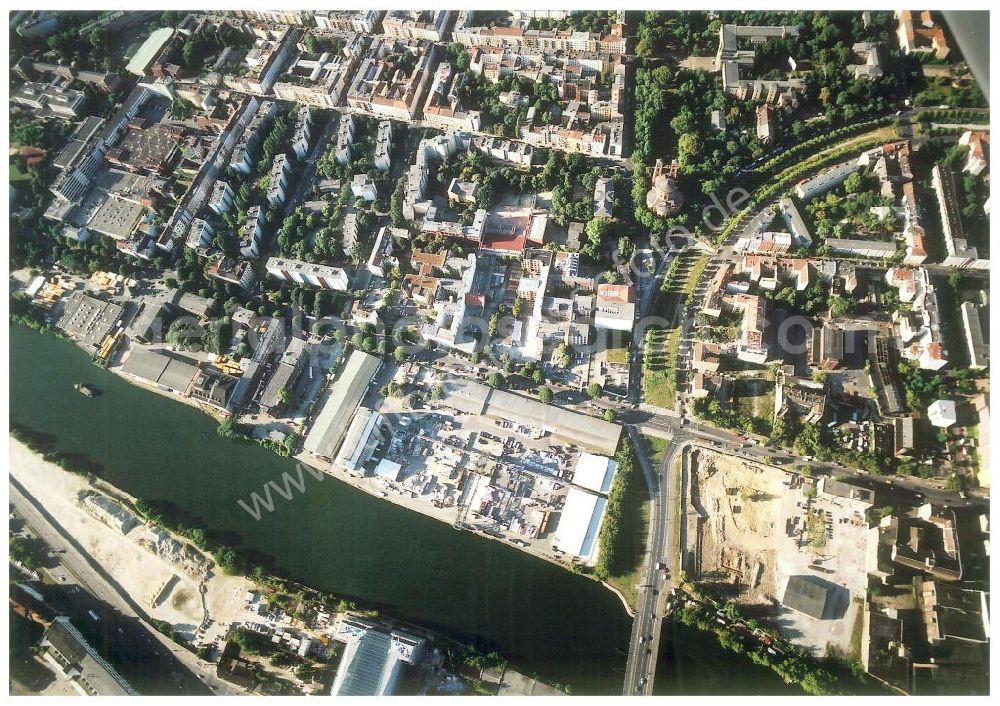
[42,617,137,695]
[303,351,382,460]
[121,347,199,394]
[440,379,622,455]
[553,486,606,561]
[782,575,831,620]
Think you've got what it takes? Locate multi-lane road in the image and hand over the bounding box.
[621,425,686,695]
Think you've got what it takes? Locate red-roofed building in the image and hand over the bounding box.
[480,230,528,255]
[595,283,634,304]
[959,130,989,176]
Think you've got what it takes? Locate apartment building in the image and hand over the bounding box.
[346,39,438,122]
[265,257,350,290]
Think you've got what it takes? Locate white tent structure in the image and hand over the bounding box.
[927,399,957,428]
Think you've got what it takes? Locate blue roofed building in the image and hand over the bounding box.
[330,617,425,696]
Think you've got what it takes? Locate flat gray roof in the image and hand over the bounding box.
[439,378,490,415]
[121,347,198,394]
[53,116,105,170]
[43,617,136,695]
[55,292,123,348]
[304,351,381,460]
[126,27,175,76]
[782,575,830,620]
[171,291,214,318]
[440,379,622,456]
[86,193,145,240]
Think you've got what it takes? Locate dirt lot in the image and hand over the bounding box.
[10,439,249,645]
[689,449,869,657]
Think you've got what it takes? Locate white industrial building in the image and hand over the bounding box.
[334,408,386,474]
[553,487,607,563]
[572,453,618,494]
[303,351,382,462]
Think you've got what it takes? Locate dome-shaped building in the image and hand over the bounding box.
[646,159,684,217]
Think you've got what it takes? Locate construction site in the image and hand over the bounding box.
[683,448,871,657]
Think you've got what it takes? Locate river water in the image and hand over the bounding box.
[9,325,634,693]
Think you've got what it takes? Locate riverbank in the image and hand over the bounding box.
[9,438,250,646]
[54,299,623,593]
[295,451,598,581]
[9,323,633,694]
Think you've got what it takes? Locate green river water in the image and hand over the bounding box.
[10,324,802,695]
[9,325,633,693]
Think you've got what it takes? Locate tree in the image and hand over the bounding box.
[828,295,855,317]
[583,218,610,259]
[603,409,617,423]
[532,369,544,385]
[539,387,554,404]
[214,546,240,575]
[487,372,505,389]
[394,347,407,363]
[277,386,292,406]
[587,383,603,399]
[166,319,204,351]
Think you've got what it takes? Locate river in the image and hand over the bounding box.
[654,620,804,695]
[9,325,633,694]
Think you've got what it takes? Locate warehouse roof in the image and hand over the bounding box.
[573,453,617,494]
[55,292,123,348]
[439,379,622,455]
[488,389,622,455]
[120,348,198,394]
[126,27,175,76]
[439,378,491,414]
[553,487,606,561]
[304,351,381,460]
[43,617,137,695]
[781,575,831,620]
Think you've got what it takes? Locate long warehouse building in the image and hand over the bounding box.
[303,351,382,462]
[439,379,622,456]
